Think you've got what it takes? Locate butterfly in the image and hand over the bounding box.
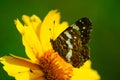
[51,17,92,68]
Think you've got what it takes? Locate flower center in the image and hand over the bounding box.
[38,50,73,80]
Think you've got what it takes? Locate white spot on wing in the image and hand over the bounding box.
[82,26,86,29]
[81,21,84,24]
[64,31,72,39]
[81,35,83,37]
[79,19,82,22]
[66,50,72,61]
[66,39,73,49]
[71,24,79,31]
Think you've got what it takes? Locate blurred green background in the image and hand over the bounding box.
[0,0,120,80]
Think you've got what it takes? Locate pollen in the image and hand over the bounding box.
[38,50,73,80]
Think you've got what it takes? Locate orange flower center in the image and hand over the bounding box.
[38,50,73,80]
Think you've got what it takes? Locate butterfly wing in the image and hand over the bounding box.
[51,17,92,68]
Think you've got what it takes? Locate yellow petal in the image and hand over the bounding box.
[72,60,101,80]
[30,15,42,31]
[24,46,39,64]
[0,55,44,80]
[40,10,60,52]
[22,15,42,32]
[14,19,24,35]
[15,19,43,61]
[53,21,68,40]
[22,15,32,26]
[39,10,69,52]
[22,26,43,59]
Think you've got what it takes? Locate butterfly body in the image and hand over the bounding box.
[51,17,92,68]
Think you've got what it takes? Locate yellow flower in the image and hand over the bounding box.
[0,10,100,80]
